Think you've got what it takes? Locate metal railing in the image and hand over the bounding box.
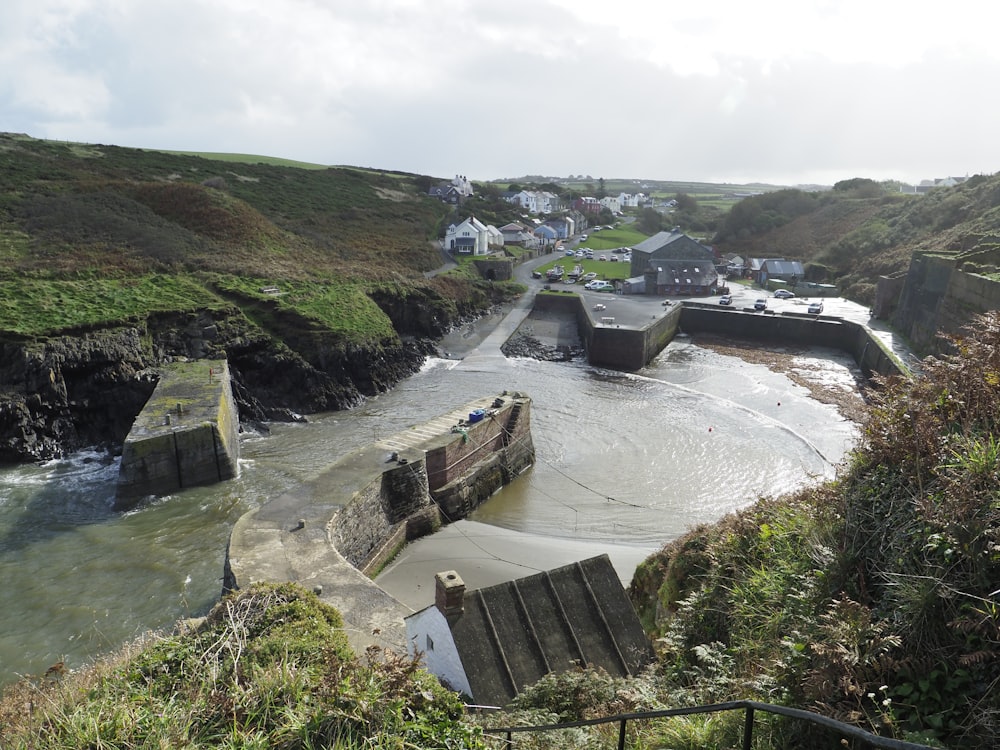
[481,699,937,749]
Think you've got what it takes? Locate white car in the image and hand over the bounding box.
[588,281,613,291]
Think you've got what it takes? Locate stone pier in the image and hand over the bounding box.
[224,392,534,656]
[115,359,240,509]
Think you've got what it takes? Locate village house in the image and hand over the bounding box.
[443,216,502,256]
[599,195,621,213]
[628,229,720,296]
[532,224,559,247]
[428,174,475,204]
[543,216,575,240]
[508,190,560,215]
[572,196,601,214]
[404,555,654,707]
[499,222,540,248]
[617,192,647,208]
[754,258,806,286]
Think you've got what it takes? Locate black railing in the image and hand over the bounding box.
[481,700,936,749]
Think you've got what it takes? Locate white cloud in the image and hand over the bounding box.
[1,0,997,184]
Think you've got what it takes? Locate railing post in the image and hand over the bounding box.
[618,717,627,750]
[742,705,755,750]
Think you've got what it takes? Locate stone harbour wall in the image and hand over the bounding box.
[224,393,534,655]
[116,359,239,509]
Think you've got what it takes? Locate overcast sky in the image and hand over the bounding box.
[2,0,997,187]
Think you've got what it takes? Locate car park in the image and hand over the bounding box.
[773,289,795,299]
[807,301,824,314]
[754,298,767,310]
[719,294,732,305]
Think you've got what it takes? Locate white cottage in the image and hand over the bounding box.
[444,216,491,255]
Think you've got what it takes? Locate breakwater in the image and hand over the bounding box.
[116,359,239,509]
[224,392,534,654]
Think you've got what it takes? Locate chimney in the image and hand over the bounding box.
[435,570,466,622]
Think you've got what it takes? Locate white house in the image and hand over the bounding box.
[508,190,560,215]
[600,196,621,213]
[487,224,504,250]
[617,192,647,208]
[449,174,474,198]
[444,216,491,255]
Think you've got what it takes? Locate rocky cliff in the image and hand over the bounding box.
[0,302,441,463]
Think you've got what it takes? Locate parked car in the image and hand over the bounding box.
[583,272,598,281]
[580,234,588,241]
[754,298,767,310]
[807,301,824,314]
[610,254,619,262]
[774,289,795,299]
[719,294,733,306]
[531,270,542,279]
[588,281,613,291]
[565,248,575,256]
[598,255,607,261]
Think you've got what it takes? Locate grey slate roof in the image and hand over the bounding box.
[761,258,805,276]
[632,230,713,261]
[449,554,654,707]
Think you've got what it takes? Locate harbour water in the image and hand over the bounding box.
[0,338,862,684]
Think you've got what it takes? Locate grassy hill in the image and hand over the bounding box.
[0,133,522,461]
[0,132,502,339]
[712,175,1000,304]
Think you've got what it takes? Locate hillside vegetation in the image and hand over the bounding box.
[624,313,1000,748]
[0,584,485,749]
[713,175,1000,304]
[0,132,503,338]
[0,134,520,460]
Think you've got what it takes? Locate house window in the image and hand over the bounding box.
[426,635,434,651]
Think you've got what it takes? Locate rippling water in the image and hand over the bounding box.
[0,340,859,684]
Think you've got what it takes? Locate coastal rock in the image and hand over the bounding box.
[0,303,452,463]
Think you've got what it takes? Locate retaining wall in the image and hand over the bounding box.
[893,252,1000,354]
[532,293,905,378]
[224,393,534,655]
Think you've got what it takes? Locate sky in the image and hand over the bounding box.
[2,0,998,187]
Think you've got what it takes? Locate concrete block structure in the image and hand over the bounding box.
[116,359,239,509]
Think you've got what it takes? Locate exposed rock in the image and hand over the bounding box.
[0,301,455,464]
